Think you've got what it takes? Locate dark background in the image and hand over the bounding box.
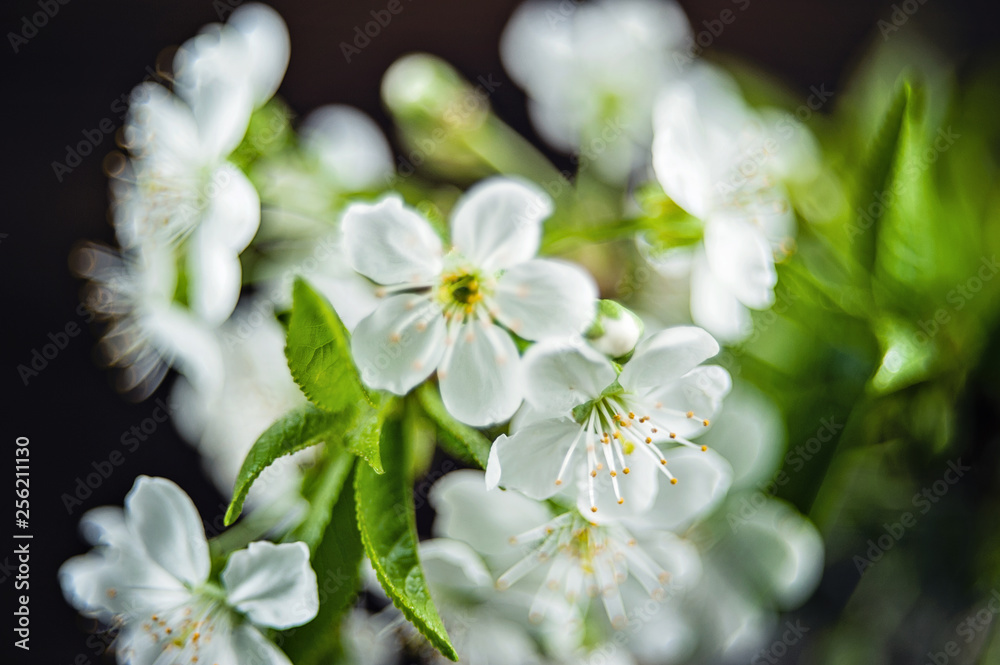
[3,0,1000,663]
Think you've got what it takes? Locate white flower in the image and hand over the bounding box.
[488,327,732,517]
[171,299,309,511]
[300,104,394,192]
[419,538,552,664]
[113,3,289,324]
[649,65,805,344]
[59,476,318,665]
[431,471,702,633]
[501,0,691,181]
[340,176,597,426]
[658,497,823,662]
[71,242,223,400]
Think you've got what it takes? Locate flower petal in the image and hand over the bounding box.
[723,497,824,607]
[638,448,733,532]
[450,177,552,271]
[493,259,597,341]
[172,24,255,160]
[619,326,720,395]
[578,449,659,523]
[489,418,582,500]
[690,249,754,344]
[341,195,443,285]
[420,538,495,596]
[522,339,615,414]
[223,541,319,629]
[703,216,777,310]
[144,303,225,400]
[301,105,393,191]
[124,476,210,586]
[642,365,732,438]
[699,382,785,490]
[189,165,261,325]
[228,624,294,665]
[439,320,522,426]
[351,294,445,394]
[59,548,190,621]
[430,470,552,556]
[227,3,290,105]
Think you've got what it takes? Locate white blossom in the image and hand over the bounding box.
[339,176,597,426]
[649,65,816,343]
[501,0,691,181]
[488,327,732,516]
[59,476,318,665]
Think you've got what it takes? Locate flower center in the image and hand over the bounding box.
[435,261,494,321]
[496,513,675,629]
[557,391,713,512]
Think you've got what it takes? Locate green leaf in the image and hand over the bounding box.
[292,448,356,551]
[355,416,457,660]
[853,80,912,271]
[225,404,340,526]
[345,398,395,475]
[286,278,372,413]
[416,383,491,469]
[281,463,364,665]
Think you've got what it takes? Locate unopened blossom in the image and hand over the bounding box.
[113,3,289,324]
[60,476,318,665]
[340,176,597,426]
[488,326,732,516]
[431,471,703,632]
[649,65,817,343]
[501,0,691,182]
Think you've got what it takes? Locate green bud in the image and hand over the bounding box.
[381,53,485,129]
[585,300,644,360]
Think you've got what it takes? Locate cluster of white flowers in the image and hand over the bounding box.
[65,2,827,664]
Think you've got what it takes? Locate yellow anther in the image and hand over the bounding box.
[670,478,678,484]
[686,411,694,418]
[669,432,676,439]
[617,498,624,505]
[628,411,635,419]
[591,506,598,513]
[555,479,562,485]
[645,437,652,443]
[610,471,617,477]
[701,445,708,452]
[622,467,630,474]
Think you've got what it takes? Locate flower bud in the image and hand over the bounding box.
[585,300,643,360]
[381,53,484,129]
